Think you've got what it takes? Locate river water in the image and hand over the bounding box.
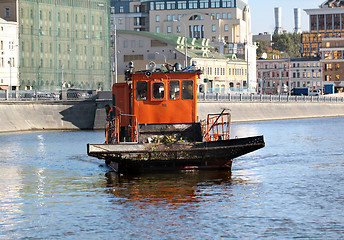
[0,118,343,239]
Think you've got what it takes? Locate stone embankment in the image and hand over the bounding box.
[1,100,344,133]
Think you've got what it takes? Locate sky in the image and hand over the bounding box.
[248,0,324,34]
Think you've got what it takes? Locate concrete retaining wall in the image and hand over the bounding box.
[198,102,344,122]
[1,100,344,133]
[0,100,111,133]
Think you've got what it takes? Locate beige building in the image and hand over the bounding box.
[111,0,256,92]
[0,18,19,90]
[117,30,249,94]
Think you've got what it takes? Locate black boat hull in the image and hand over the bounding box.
[87,135,265,174]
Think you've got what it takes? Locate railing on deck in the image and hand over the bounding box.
[197,93,344,103]
[105,114,139,144]
[202,112,231,142]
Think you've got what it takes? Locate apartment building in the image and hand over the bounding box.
[116,30,249,93]
[257,58,322,94]
[112,0,251,44]
[0,0,111,90]
[302,0,344,58]
[0,18,19,90]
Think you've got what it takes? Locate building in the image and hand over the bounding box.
[112,0,251,44]
[0,0,111,90]
[257,59,290,95]
[301,0,344,91]
[321,38,344,90]
[116,30,250,94]
[290,58,322,90]
[111,0,256,92]
[0,18,19,90]
[257,58,322,94]
[302,0,344,58]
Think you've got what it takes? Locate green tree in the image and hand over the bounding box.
[272,33,301,58]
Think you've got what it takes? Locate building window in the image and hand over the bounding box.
[167,15,171,21]
[156,2,165,10]
[5,8,10,18]
[189,1,198,9]
[119,6,124,13]
[167,26,172,33]
[177,25,181,33]
[178,14,181,21]
[167,1,176,10]
[156,26,160,33]
[156,15,160,22]
[200,0,208,8]
[211,0,221,8]
[224,24,229,31]
[212,25,216,32]
[178,1,187,9]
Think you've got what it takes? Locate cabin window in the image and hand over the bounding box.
[153,82,165,99]
[136,81,147,100]
[169,80,180,100]
[182,80,193,100]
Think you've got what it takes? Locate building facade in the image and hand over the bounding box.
[112,0,251,44]
[257,58,322,94]
[321,37,344,90]
[302,0,344,58]
[116,30,249,93]
[0,0,111,90]
[0,18,19,90]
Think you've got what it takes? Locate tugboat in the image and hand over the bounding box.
[87,62,265,174]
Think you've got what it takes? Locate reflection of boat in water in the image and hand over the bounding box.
[105,170,232,203]
[87,62,265,174]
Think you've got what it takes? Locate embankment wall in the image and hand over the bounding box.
[197,102,344,122]
[1,100,344,133]
[0,100,111,133]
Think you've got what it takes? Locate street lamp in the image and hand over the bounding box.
[97,3,116,86]
[173,20,188,68]
[155,52,167,63]
[8,60,12,100]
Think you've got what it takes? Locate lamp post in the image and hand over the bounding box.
[8,60,12,100]
[97,2,115,86]
[174,20,187,68]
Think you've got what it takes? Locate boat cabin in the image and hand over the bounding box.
[106,63,230,144]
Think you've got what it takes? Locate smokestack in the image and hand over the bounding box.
[274,7,283,34]
[294,8,302,33]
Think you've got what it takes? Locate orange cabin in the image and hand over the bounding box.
[112,70,202,126]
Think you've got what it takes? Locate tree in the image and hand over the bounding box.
[256,33,302,59]
[272,33,301,58]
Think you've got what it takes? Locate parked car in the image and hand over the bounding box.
[67,89,93,99]
[309,89,321,96]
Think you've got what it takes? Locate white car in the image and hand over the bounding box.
[309,89,321,96]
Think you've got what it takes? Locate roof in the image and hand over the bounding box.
[117,30,212,49]
[320,0,344,8]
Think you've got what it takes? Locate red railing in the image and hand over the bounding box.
[105,114,139,144]
[202,112,231,142]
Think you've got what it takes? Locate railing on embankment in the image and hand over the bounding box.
[2,90,344,103]
[198,93,344,103]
